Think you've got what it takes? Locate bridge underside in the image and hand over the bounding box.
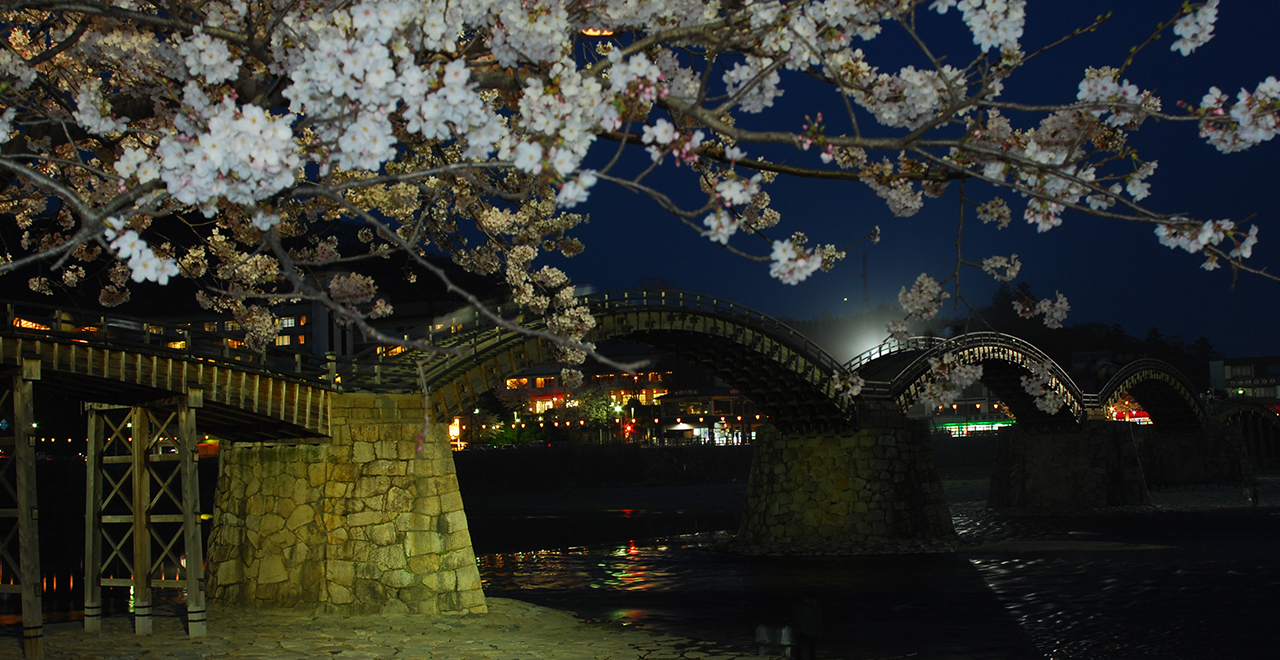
[23,371,322,442]
[975,360,1079,425]
[1121,379,1203,430]
[627,330,848,434]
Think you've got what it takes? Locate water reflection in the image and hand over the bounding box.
[479,509,1280,660]
[480,532,1039,658]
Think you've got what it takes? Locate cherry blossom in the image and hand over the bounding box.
[769,239,823,285]
[1171,1,1219,56]
[0,0,1274,380]
[981,254,1021,282]
[919,354,984,411]
[898,273,949,321]
[1020,362,1065,414]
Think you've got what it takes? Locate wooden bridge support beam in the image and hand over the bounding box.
[131,407,153,635]
[5,359,45,658]
[84,393,207,638]
[178,405,207,637]
[83,411,103,633]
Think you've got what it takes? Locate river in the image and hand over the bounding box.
[3,475,1277,659]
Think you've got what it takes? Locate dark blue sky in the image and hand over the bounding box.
[558,1,1280,360]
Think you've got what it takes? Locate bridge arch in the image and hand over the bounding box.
[1097,359,1205,428]
[415,291,851,434]
[870,332,1087,423]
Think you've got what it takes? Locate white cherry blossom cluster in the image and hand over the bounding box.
[919,354,984,411]
[608,51,667,103]
[848,60,964,130]
[714,173,763,207]
[103,217,180,285]
[886,320,910,341]
[769,239,823,285]
[832,371,866,405]
[176,27,241,84]
[976,197,1012,228]
[1013,292,1070,329]
[702,209,738,245]
[863,174,924,217]
[1170,0,1219,56]
[1020,361,1065,414]
[1154,219,1259,271]
[898,273,949,321]
[1015,138,1097,232]
[556,170,598,208]
[0,50,36,90]
[723,56,784,114]
[156,91,299,211]
[513,62,617,178]
[1076,67,1160,129]
[1125,161,1157,201]
[73,79,129,136]
[0,108,16,144]
[1196,77,1280,153]
[113,147,159,183]
[931,0,1027,54]
[487,0,570,67]
[981,254,1021,282]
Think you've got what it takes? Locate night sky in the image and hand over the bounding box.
[554,2,1280,360]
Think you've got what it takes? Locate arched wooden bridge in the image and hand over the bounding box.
[5,292,1269,437]
[385,290,1264,433]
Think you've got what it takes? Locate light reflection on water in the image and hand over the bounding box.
[479,509,1280,660]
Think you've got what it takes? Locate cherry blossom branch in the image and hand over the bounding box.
[296,187,650,374]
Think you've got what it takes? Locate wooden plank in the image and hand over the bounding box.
[13,363,44,658]
[83,411,103,633]
[178,406,206,637]
[131,407,152,635]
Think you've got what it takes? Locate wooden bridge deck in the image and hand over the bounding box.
[0,334,331,441]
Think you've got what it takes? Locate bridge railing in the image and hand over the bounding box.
[4,289,855,395]
[585,290,842,374]
[380,290,850,390]
[844,336,946,372]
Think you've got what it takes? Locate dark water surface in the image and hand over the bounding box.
[5,474,1277,660]
[474,506,1280,660]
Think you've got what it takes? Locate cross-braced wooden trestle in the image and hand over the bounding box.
[84,391,206,637]
[0,359,45,658]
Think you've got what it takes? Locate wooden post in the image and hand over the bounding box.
[178,396,207,637]
[14,358,44,658]
[83,410,104,633]
[131,407,152,635]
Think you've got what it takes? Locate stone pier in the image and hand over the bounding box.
[207,392,486,615]
[988,421,1150,509]
[736,403,955,555]
[1132,422,1254,489]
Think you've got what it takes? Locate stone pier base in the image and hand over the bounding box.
[207,392,486,615]
[988,421,1150,509]
[736,403,955,555]
[1133,422,1254,489]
